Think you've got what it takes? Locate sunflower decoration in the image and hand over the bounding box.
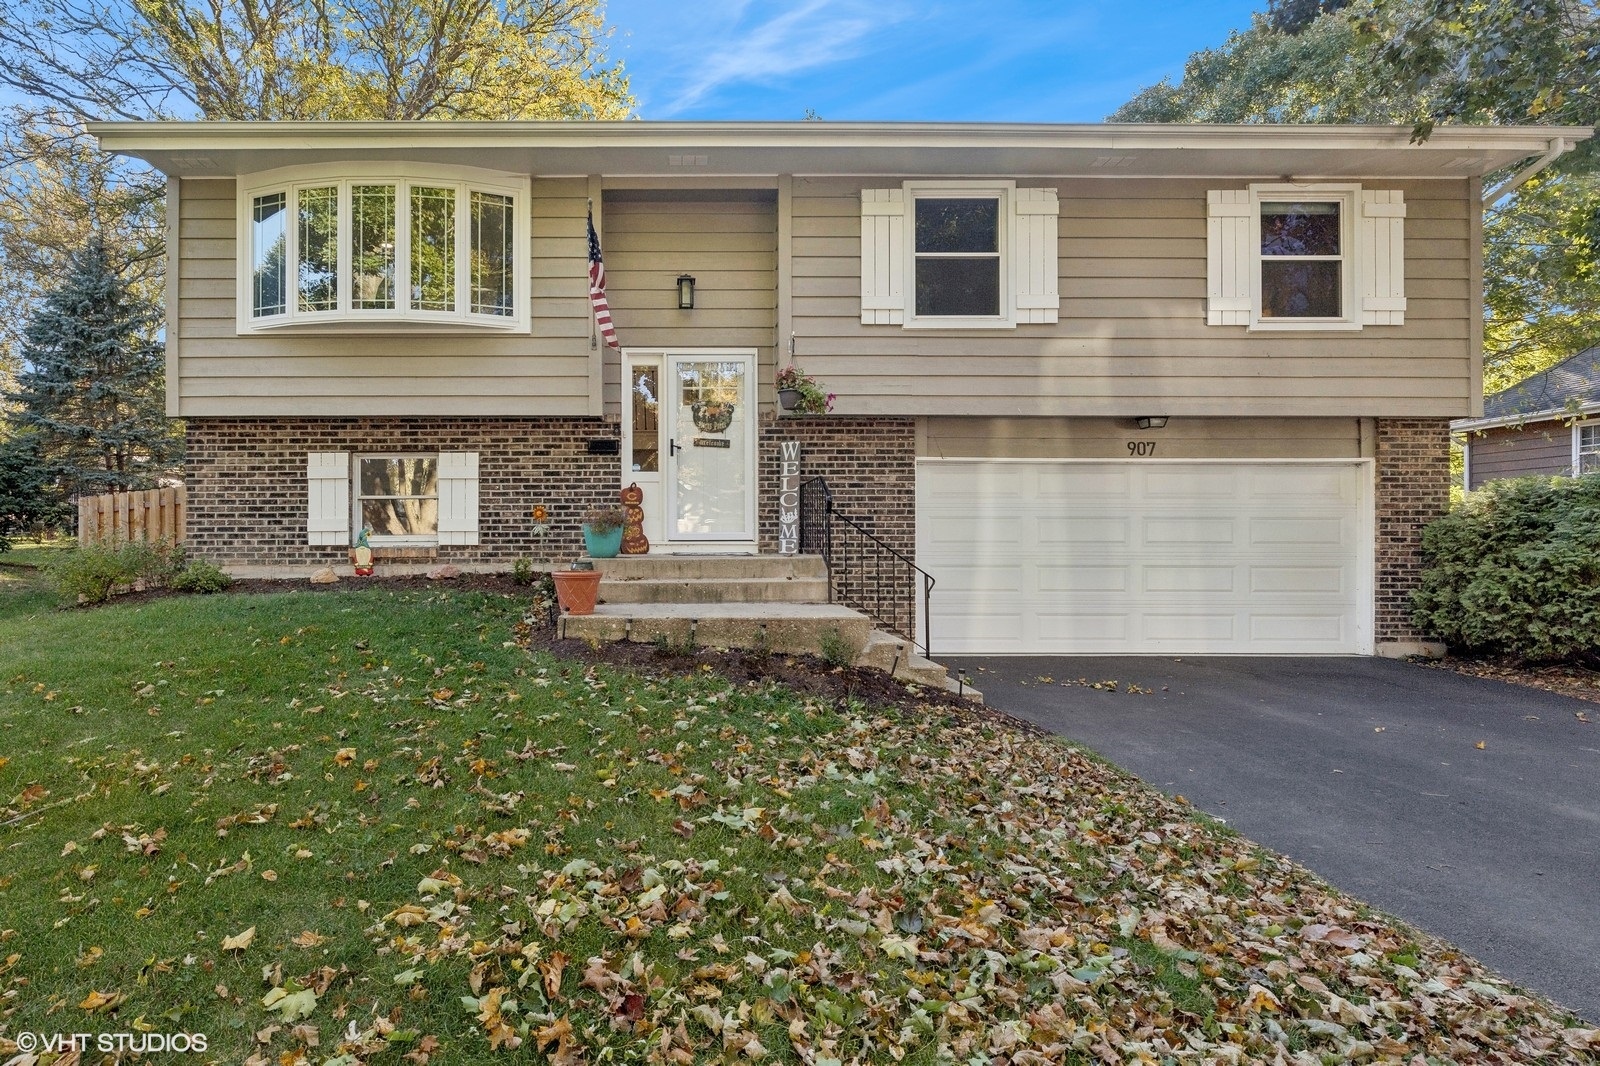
[530,505,551,540]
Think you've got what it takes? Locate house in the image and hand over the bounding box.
[1452,346,1600,489]
[89,120,1592,658]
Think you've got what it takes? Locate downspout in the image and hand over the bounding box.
[1482,137,1571,207]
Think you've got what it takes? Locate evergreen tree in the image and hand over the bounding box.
[7,236,181,503]
[0,435,55,550]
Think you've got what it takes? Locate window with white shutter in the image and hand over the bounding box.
[860,181,1059,328]
[1207,183,1405,331]
[307,452,351,546]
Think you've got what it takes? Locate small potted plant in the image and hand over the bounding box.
[776,364,834,414]
[582,504,627,559]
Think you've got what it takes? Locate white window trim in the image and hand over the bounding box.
[1247,182,1361,333]
[1574,422,1600,476]
[902,179,1016,330]
[353,453,441,548]
[236,162,530,334]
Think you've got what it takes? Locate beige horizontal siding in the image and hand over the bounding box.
[1466,423,1572,489]
[600,197,777,418]
[173,177,595,417]
[791,176,1474,418]
[922,416,1364,460]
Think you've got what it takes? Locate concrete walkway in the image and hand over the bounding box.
[946,655,1600,1023]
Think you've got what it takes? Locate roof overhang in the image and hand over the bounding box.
[87,120,1593,181]
[1452,404,1600,434]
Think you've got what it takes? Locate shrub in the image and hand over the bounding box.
[171,558,232,594]
[512,557,537,586]
[1412,474,1600,661]
[44,543,133,604]
[43,538,187,604]
[818,627,853,668]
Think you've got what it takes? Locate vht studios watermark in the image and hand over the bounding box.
[12,1030,209,1054]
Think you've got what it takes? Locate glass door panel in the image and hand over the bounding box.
[666,356,752,540]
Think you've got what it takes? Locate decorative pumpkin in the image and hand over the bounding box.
[620,482,649,555]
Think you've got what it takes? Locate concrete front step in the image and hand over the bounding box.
[559,602,871,658]
[588,554,827,581]
[598,576,830,605]
[854,630,983,704]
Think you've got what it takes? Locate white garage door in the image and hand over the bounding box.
[917,460,1372,655]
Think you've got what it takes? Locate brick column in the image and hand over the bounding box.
[1374,417,1452,652]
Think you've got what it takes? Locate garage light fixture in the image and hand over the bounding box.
[677,274,696,310]
[1136,416,1169,429]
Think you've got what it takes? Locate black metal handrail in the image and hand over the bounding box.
[798,476,935,658]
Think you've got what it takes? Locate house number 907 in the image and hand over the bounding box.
[1127,441,1157,457]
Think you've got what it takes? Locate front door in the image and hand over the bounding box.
[623,350,757,549]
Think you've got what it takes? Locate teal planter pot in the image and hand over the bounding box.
[583,524,623,559]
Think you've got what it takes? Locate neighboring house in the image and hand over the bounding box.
[1452,346,1600,490]
[90,120,1591,657]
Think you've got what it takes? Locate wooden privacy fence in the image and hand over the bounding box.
[78,487,187,546]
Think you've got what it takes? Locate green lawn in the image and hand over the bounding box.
[0,565,1595,1064]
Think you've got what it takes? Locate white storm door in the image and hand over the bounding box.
[663,353,756,542]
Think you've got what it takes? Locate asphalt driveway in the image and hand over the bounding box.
[946,655,1600,1023]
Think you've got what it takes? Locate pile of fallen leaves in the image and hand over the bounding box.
[1,586,1596,1064]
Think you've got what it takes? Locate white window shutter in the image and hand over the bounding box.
[1013,187,1060,324]
[307,452,350,546]
[1207,191,1253,325]
[437,452,480,546]
[860,189,905,325]
[1359,190,1407,325]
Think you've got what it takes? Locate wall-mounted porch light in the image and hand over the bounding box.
[676,274,696,310]
[1136,416,1169,429]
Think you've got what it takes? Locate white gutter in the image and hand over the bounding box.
[1482,137,1571,206]
[1452,400,1600,433]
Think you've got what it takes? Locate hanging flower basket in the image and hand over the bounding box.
[691,400,735,433]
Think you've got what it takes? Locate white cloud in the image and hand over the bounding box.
[628,0,909,117]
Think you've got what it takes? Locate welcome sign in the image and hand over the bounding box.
[778,440,800,556]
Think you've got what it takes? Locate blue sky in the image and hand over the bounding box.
[603,0,1265,121]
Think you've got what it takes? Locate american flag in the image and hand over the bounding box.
[587,209,619,349]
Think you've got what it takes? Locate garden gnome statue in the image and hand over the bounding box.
[352,526,375,576]
[620,483,649,555]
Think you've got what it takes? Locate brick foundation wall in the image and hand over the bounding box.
[1374,417,1452,647]
[185,417,621,570]
[758,416,917,638]
[756,416,915,557]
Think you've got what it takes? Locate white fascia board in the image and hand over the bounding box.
[1451,402,1600,433]
[90,120,1593,180]
[85,119,1593,151]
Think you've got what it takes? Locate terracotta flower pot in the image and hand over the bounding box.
[551,568,603,615]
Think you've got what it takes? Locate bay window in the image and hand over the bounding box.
[239,165,528,331]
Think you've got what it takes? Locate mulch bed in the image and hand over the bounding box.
[1420,654,1600,706]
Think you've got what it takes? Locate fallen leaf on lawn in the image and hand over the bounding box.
[541,949,570,999]
[333,747,356,767]
[79,989,123,1011]
[262,985,318,1022]
[1242,984,1282,1013]
[290,930,327,948]
[535,1015,584,1065]
[221,926,257,952]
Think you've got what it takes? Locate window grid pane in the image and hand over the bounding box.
[1261,202,1341,257]
[470,192,515,317]
[356,457,439,539]
[411,186,456,313]
[1261,260,1342,318]
[915,198,998,253]
[251,193,287,317]
[916,257,1001,317]
[352,185,397,311]
[296,186,338,312]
